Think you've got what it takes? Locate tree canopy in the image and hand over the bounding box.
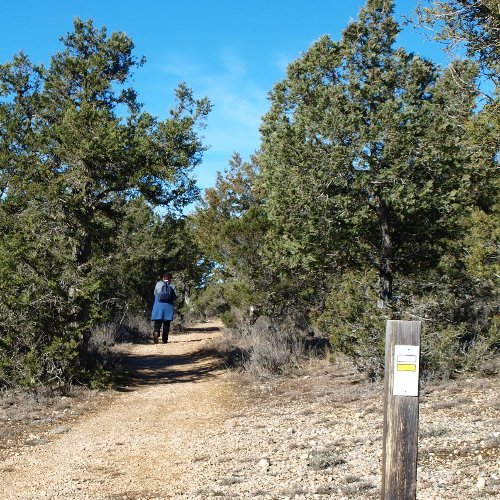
[192,0,498,377]
[0,19,211,386]
[258,0,477,306]
[417,0,500,91]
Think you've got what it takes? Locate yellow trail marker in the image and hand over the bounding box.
[397,363,416,372]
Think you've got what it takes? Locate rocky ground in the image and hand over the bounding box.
[0,321,498,499]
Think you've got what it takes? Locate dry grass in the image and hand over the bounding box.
[280,484,308,497]
[205,315,331,381]
[308,449,346,470]
[344,480,377,495]
[432,400,457,410]
[420,423,450,439]
[218,476,244,486]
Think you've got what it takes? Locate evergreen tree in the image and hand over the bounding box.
[192,153,268,322]
[258,0,477,309]
[417,0,500,89]
[0,19,211,386]
[415,0,499,374]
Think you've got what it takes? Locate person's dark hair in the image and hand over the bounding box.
[161,272,172,280]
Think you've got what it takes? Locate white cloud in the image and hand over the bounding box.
[159,54,204,81]
[220,47,247,79]
[159,48,269,188]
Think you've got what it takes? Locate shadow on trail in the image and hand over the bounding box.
[181,325,221,333]
[118,339,224,390]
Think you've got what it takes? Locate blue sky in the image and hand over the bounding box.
[1,0,447,192]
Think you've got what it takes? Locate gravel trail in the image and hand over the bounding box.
[0,320,498,499]
[0,321,235,499]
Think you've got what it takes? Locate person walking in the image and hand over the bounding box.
[151,272,177,344]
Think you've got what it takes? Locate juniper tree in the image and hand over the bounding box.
[0,19,211,386]
[192,153,268,320]
[257,0,477,310]
[417,0,500,90]
[416,0,499,371]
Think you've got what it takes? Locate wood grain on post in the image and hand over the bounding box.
[381,320,421,500]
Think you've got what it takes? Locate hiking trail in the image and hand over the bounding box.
[0,321,235,499]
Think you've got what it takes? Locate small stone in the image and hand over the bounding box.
[477,477,486,490]
[258,458,271,468]
[48,426,70,435]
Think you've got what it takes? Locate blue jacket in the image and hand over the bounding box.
[151,281,176,321]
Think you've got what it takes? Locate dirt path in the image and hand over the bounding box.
[1,322,499,499]
[0,321,234,499]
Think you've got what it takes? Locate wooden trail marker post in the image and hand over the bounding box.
[381,320,422,499]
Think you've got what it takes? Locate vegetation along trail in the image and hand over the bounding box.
[0,321,237,499]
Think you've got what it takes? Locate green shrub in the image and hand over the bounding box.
[312,270,387,379]
[420,324,465,379]
[185,283,230,321]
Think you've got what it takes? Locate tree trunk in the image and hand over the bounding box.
[376,196,393,308]
[73,223,92,358]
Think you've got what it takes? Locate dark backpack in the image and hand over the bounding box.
[159,283,177,304]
